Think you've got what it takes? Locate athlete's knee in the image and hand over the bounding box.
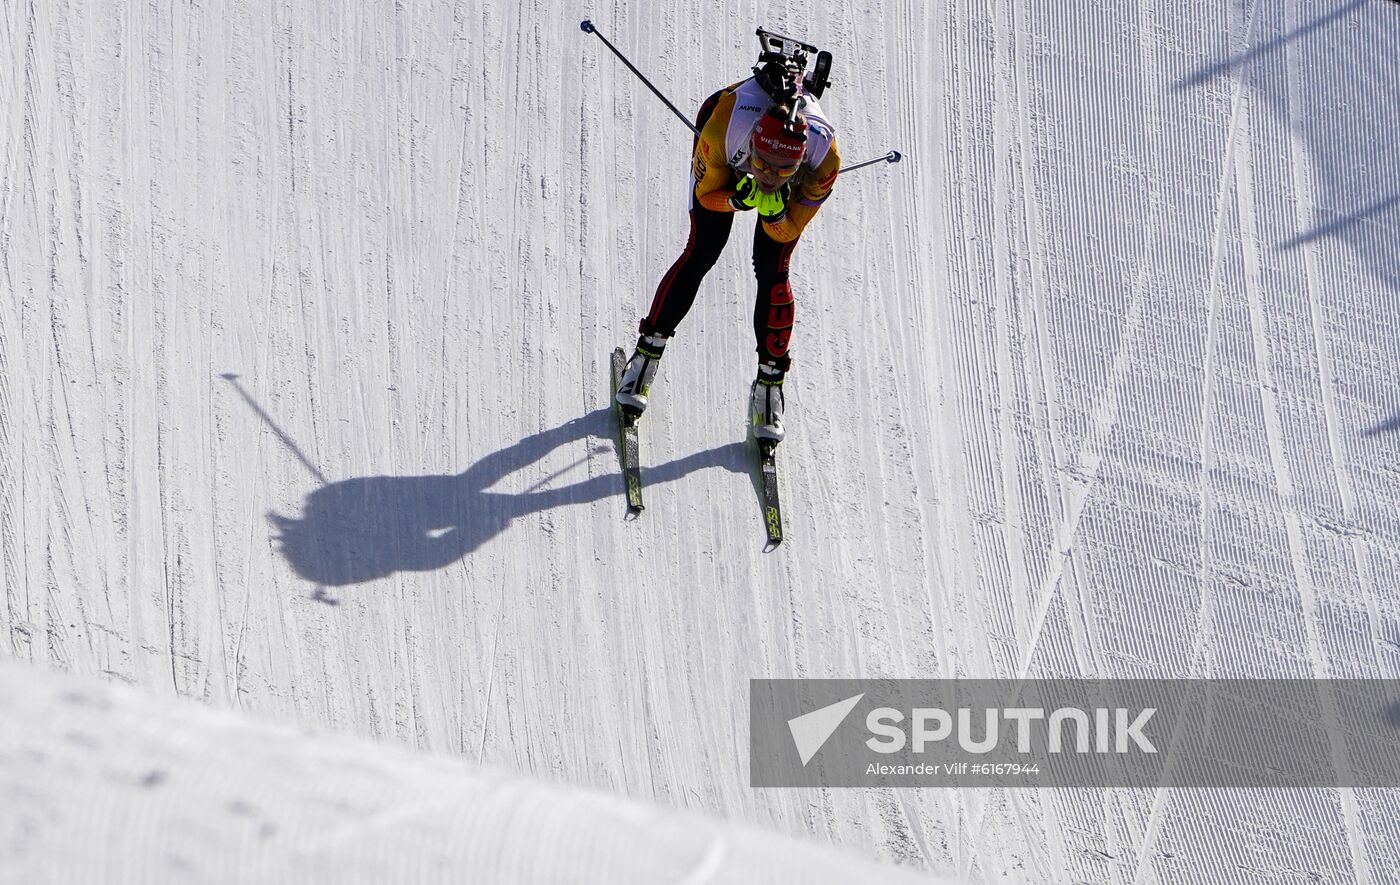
[752,232,798,278]
[687,240,727,273]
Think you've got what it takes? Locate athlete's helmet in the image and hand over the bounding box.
[751,106,808,165]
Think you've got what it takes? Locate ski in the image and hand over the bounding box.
[758,439,783,549]
[610,347,645,514]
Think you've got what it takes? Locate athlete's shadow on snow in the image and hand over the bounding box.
[1363,412,1400,437]
[1181,0,1400,434]
[270,408,748,586]
[1179,0,1400,292]
[1175,0,1369,89]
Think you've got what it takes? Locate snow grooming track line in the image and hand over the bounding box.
[1230,84,1371,883]
[1137,3,1258,875]
[1004,0,1067,682]
[1283,43,1383,679]
[1277,0,1383,657]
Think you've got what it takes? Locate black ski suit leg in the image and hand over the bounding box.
[640,205,732,338]
[752,221,797,372]
[638,86,735,340]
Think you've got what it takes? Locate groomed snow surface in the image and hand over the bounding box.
[0,662,941,883]
[4,0,1400,881]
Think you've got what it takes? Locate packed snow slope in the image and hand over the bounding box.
[5,0,1400,881]
[0,661,941,884]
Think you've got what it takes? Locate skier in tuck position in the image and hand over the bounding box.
[614,52,841,443]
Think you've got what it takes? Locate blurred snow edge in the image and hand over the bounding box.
[0,660,952,884]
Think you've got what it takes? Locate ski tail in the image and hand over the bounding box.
[759,439,783,549]
[611,348,645,513]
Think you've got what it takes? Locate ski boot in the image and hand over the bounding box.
[616,333,668,415]
[750,363,786,444]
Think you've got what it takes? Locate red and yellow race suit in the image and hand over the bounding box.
[690,79,840,243]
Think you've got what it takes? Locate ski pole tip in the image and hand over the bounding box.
[580,19,595,33]
[889,150,903,163]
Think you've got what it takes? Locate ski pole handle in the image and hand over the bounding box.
[581,20,700,138]
[840,150,902,175]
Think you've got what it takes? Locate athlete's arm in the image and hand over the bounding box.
[760,136,840,243]
[692,92,743,212]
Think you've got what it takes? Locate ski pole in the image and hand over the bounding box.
[840,150,902,175]
[583,20,902,176]
[580,20,700,138]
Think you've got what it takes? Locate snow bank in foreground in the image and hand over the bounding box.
[0,662,945,884]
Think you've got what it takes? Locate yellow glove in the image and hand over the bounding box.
[730,175,789,221]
